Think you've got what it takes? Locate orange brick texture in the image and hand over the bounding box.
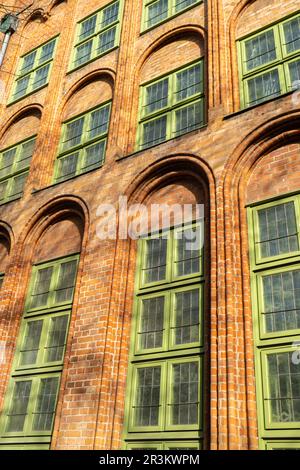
[0,0,299,450]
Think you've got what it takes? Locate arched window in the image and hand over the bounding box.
[0,215,83,450]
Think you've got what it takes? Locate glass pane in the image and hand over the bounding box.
[6,381,32,432]
[62,118,84,150]
[14,76,30,100]
[289,60,300,89]
[20,51,36,75]
[258,202,299,258]
[171,361,199,425]
[74,40,93,67]
[174,290,200,345]
[247,69,281,106]
[284,17,300,54]
[0,148,16,178]
[145,78,169,115]
[175,226,202,276]
[143,237,168,283]
[146,0,168,29]
[139,297,164,350]
[176,63,202,102]
[142,115,167,149]
[245,30,276,71]
[55,260,77,304]
[32,64,50,90]
[9,172,27,198]
[101,1,119,28]
[57,153,79,180]
[88,105,110,139]
[0,180,9,202]
[175,101,203,137]
[135,367,161,426]
[263,270,300,334]
[83,141,106,170]
[97,26,117,54]
[18,139,36,170]
[20,320,43,366]
[0,275,4,289]
[268,352,300,422]
[175,0,198,13]
[39,40,56,64]
[79,15,97,42]
[33,377,59,431]
[30,266,53,309]
[46,315,69,363]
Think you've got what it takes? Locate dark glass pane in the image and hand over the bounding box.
[32,377,59,431]
[143,237,167,283]
[79,15,97,42]
[145,78,169,115]
[245,30,276,70]
[30,266,53,309]
[142,115,167,149]
[101,1,119,28]
[97,26,116,54]
[139,296,164,350]
[175,226,201,276]
[46,315,69,363]
[146,0,168,28]
[247,69,281,106]
[176,63,202,101]
[20,320,43,366]
[6,381,32,432]
[55,260,77,304]
[135,367,161,427]
[174,290,200,345]
[172,362,199,425]
[284,17,300,54]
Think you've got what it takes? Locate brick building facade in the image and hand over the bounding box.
[0,0,299,450]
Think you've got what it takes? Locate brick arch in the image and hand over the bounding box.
[0,104,42,146]
[0,223,12,274]
[125,25,206,154]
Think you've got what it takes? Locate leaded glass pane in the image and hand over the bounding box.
[284,17,300,54]
[20,51,36,75]
[0,180,8,202]
[18,139,35,170]
[175,227,201,276]
[176,63,202,102]
[171,361,199,425]
[142,115,167,149]
[79,15,97,42]
[139,297,164,350]
[135,367,161,426]
[245,30,276,71]
[39,40,56,65]
[247,69,281,106]
[9,172,27,198]
[102,1,119,28]
[97,26,117,54]
[88,105,110,139]
[14,76,30,100]
[74,40,93,67]
[289,59,300,89]
[6,381,32,432]
[32,64,50,90]
[145,78,169,115]
[175,101,202,137]
[144,237,168,283]
[20,320,43,366]
[174,0,198,13]
[174,290,200,345]
[263,270,300,333]
[258,202,299,258]
[46,315,69,363]
[268,352,300,422]
[63,118,84,151]
[32,377,59,431]
[0,148,16,178]
[31,266,53,309]
[55,260,77,304]
[146,0,168,29]
[83,141,105,170]
[57,153,79,180]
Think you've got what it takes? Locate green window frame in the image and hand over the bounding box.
[10,37,58,103]
[123,222,206,449]
[0,254,79,449]
[0,136,36,205]
[248,193,300,449]
[137,60,205,151]
[265,441,300,450]
[238,12,300,108]
[53,102,111,183]
[69,0,123,71]
[141,0,202,32]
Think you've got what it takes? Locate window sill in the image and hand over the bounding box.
[0,195,22,207]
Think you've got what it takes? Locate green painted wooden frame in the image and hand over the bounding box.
[237,11,300,109]
[141,0,202,33]
[248,192,300,449]
[9,37,58,104]
[136,59,205,151]
[123,222,205,448]
[53,102,112,183]
[68,0,124,72]
[0,135,37,206]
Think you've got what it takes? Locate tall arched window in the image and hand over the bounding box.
[0,216,83,450]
